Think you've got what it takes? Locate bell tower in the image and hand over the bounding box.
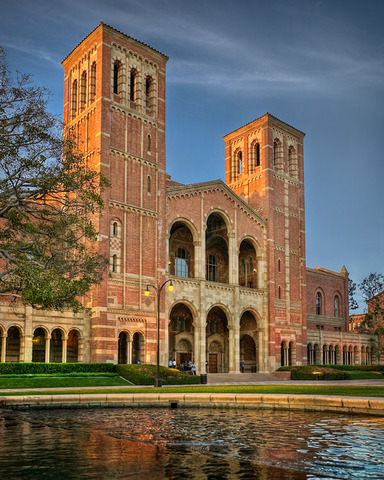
[223,114,307,369]
[62,23,169,363]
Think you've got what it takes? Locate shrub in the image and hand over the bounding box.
[0,363,116,375]
[116,364,201,385]
[276,365,346,380]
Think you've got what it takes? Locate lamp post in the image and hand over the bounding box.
[145,279,174,387]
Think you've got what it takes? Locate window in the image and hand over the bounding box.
[113,62,120,94]
[147,134,151,152]
[112,222,118,236]
[273,140,277,168]
[145,76,152,108]
[80,71,87,111]
[147,175,151,194]
[71,80,77,119]
[334,296,340,317]
[238,151,242,174]
[130,69,137,101]
[175,248,188,277]
[90,62,96,102]
[278,285,282,299]
[206,254,217,282]
[255,142,260,167]
[111,255,117,273]
[316,292,322,315]
[277,258,281,272]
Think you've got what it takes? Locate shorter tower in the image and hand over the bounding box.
[223,114,306,369]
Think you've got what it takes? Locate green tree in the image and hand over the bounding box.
[356,273,384,362]
[0,47,109,311]
[348,278,359,311]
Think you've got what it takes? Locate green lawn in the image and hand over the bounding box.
[1,384,384,397]
[0,375,130,389]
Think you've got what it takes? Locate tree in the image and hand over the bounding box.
[0,47,109,311]
[348,278,359,311]
[356,273,384,362]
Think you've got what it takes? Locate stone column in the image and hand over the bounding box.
[1,334,6,362]
[228,233,237,285]
[62,337,68,363]
[45,335,51,363]
[128,339,132,364]
[228,326,238,373]
[23,334,33,363]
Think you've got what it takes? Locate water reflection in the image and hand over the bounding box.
[0,407,383,479]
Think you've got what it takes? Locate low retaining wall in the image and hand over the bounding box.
[1,393,384,416]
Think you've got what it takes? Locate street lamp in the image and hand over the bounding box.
[145,279,174,387]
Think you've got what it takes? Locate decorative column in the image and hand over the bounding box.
[45,335,51,363]
[128,338,132,364]
[228,326,238,373]
[62,336,68,363]
[1,334,6,362]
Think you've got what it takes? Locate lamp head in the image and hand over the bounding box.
[145,285,150,296]
[168,280,174,292]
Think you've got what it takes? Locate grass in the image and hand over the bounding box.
[0,375,130,389]
[0,384,384,397]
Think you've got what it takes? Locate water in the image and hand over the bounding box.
[0,407,384,479]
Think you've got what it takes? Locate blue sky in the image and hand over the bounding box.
[1,0,383,309]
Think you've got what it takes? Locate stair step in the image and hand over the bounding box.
[207,372,282,383]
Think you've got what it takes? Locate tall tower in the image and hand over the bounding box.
[62,24,168,363]
[223,114,307,369]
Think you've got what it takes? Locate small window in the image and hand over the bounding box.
[112,255,117,273]
[80,71,87,111]
[206,254,217,282]
[145,77,151,108]
[255,143,260,167]
[238,151,242,174]
[273,140,277,168]
[71,80,78,119]
[113,62,120,95]
[316,292,322,315]
[175,248,188,277]
[147,175,151,194]
[278,285,281,299]
[130,70,136,101]
[112,222,118,236]
[147,134,151,152]
[90,62,96,102]
[277,258,281,272]
[334,296,340,317]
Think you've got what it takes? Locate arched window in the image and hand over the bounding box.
[145,76,152,108]
[316,292,322,315]
[278,285,282,299]
[334,296,340,317]
[277,258,281,272]
[147,175,151,193]
[273,140,277,168]
[147,134,151,152]
[175,248,189,278]
[113,61,120,95]
[90,61,96,102]
[71,80,77,119]
[238,151,242,174]
[112,254,117,273]
[80,71,87,111]
[273,138,283,171]
[255,142,260,167]
[206,254,217,282]
[130,69,137,101]
[112,222,118,236]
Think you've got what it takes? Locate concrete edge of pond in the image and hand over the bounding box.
[1,393,384,416]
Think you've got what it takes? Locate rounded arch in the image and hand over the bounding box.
[67,329,80,363]
[315,288,325,315]
[206,303,232,326]
[206,212,230,284]
[169,302,194,369]
[206,305,229,373]
[118,331,130,364]
[32,327,47,363]
[169,220,196,278]
[238,237,262,290]
[6,325,22,362]
[168,299,198,324]
[168,217,199,243]
[50,328,64,363]
[205,209,232,235]
[110,218,122,237]
[132,331,145,364]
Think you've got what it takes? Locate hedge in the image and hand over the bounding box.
[277,365,346,380]
[0,363,116,375]
[116,364,201,385]
[322,364,384,372]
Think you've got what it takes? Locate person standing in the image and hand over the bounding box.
[240,359,245,373]
[191,362,196,375]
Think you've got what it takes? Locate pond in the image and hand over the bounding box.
[0,407,384,479]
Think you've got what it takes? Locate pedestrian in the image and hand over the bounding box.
[191,362,196,375]
[137,359,141,365]
[168,359,172,367]
[172,358,176,368]
[181,361,185,372]
[240,359,245,373]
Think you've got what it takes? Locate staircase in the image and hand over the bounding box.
[206,372,285,384]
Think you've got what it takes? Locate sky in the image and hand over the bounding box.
[1,0,383,309]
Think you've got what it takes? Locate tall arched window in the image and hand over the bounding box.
[316,292,322,315]
[80,71,87,111]
[277,258,281,272]
[145,76,152,108]
[147,175,151,193]
[255,142,260,167]
[112,222,118,236]
[111,254,117,273]
[113,61,120,94]
[147,134,151,152]
[206,254,217,282]
[90,61,96,102]
[71,80,77,119]
[130,69,137,101]
[273,138,283,171]
[334,296,340,317]
[278,285,282,299]
[175,248,189,277]
[238,151,242,174]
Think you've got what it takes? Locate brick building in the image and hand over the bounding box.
[0,24,374,371]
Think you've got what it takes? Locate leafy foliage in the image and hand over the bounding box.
[348,278,359,311]
[277,365,346,380]
[0,47,109,311]
[116,364,201,385]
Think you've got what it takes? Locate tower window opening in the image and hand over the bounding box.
[316,292,322,315]
[80,71,87,111]
[147,175,151,194]
[90,62,96,102]
[113,62,120,95]
[130,70,137,102]
[147,134,151,152]
[334,295,340,317]
[112,255,117,273]
[278,258,281,272]
[71,79,77,119]
[112,222,118,236]
[238,151,242,174]
[255,142,260,167]
[145,76,151,108]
